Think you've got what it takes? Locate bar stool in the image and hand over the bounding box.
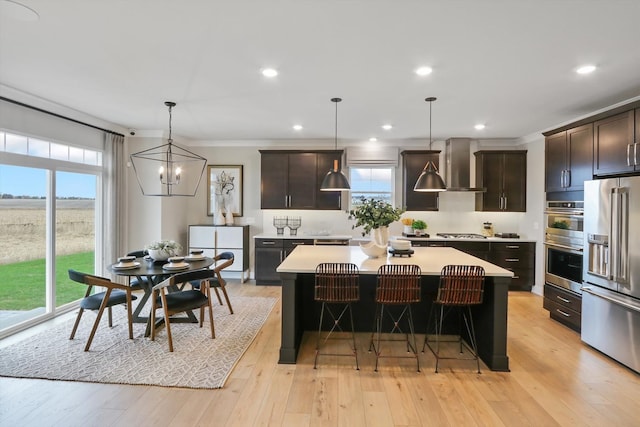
[314,263,360,369]
[423,265,485,373]
[369,264,422,372]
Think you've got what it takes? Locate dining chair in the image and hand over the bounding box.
[313,263,360,369]
[126,249,149,291]
[150,268,216,352]
[190,251,235,314]
[423,265,485,373]
[68,269,137,351]
[369,264,422,372]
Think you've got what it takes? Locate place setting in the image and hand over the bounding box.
[184,249,206,262]
[111,255,140,270]
[162,256,190,271]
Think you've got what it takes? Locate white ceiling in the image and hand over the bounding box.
[1,0,639,144]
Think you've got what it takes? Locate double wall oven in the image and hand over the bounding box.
[544,201,584,294]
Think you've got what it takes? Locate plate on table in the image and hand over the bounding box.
[162,262,189,271]
[112,262,140,270]
[184,255,205,262]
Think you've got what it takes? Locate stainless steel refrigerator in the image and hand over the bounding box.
[582,177,640,373]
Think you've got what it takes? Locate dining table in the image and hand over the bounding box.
[108,255,214,336]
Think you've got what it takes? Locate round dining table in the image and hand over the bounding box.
[108,256,214,336]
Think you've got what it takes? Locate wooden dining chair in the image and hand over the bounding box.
[190,252,235,314]
[151,268,216,352]
[68,269,137,351]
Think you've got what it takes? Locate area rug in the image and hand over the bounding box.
[0,296,277,389]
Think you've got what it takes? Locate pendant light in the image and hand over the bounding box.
[414,97,446,192]
[130,101,207,197]
[320,97,350,191]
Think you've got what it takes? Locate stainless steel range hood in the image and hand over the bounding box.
[443,138,486,192]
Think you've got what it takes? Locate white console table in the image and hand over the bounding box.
[188,225,250,282]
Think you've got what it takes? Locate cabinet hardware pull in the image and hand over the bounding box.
[263,241,276,245]
[627,144,632,167]
[513,276,520,279]
[635,142,638,166]
[556,295,570,303]
[556,309,571,317]
[561,170,566,188]
[506,245,519,249]
[505,258,519,262]
[504,195,507,210]
[565,169,571,187]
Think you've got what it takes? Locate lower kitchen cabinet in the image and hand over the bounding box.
[489,242,535,291]
[409,240,535,291]
[255,238,314,285]
[543,283,582,332]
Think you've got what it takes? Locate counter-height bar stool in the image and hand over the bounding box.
[314,263,360,369]
[369,264,422,372]
[423,265,485,373]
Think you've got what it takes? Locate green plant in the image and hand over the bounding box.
[411,219,427,230]
[349,197,405,236]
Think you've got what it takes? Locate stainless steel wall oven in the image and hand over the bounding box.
[544,201,584,294]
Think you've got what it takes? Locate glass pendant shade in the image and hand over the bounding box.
[130,102,207,197]
[414,96,446,192]
[320,97,350,191]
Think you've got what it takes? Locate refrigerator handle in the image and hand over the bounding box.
[609,188,617,281]
[616,188,629,284]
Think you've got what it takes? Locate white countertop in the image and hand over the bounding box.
[276,245,514,276]
[254,233,352,240]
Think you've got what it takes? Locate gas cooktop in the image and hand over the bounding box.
[436,233,487,239]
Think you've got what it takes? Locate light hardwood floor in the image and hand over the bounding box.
[1,282,639,427]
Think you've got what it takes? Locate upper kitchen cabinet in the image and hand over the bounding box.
[401,150,440,211]
[260,150,342,210]
[594,110,636,176]
[545,124,593,192]
[475,150,527,212]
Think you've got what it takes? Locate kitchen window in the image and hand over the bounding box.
[349,167,394,207]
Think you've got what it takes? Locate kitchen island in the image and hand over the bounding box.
[276,245,514,371]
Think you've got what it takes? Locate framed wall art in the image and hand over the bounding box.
[207,165,243,216]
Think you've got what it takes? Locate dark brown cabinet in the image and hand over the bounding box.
[255,238,314,285]
[490,242,535,291]
[543,283,581,332]
[545,124,593,192]
[594,110,636,176]
[400,150,440,211]
[475,151,527,212]
[260,150,342,210]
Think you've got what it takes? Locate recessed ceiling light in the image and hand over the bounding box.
[382,124,393,131]
[369,137,378,142]
[576,65,596,74]
[474,124,486,130]
[415,66,433,76]
[261,68,278,78]
[292,124,303,131]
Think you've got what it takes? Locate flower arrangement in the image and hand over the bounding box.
[144,240,182,256]
[349,196,405,236]
[401,218,414,226]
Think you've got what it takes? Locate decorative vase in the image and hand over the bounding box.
[147,248,174,261]
[359,240,387,258]
[403,225,413,235]
[372,226,389,246]
[214,208,225,225]
[225,209,234,226]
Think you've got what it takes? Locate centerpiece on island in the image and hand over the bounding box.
[145,239,183,261]
[349,197,405,257]
[411,219,427,236]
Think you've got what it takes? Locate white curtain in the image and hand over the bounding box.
[103,133,127,279]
